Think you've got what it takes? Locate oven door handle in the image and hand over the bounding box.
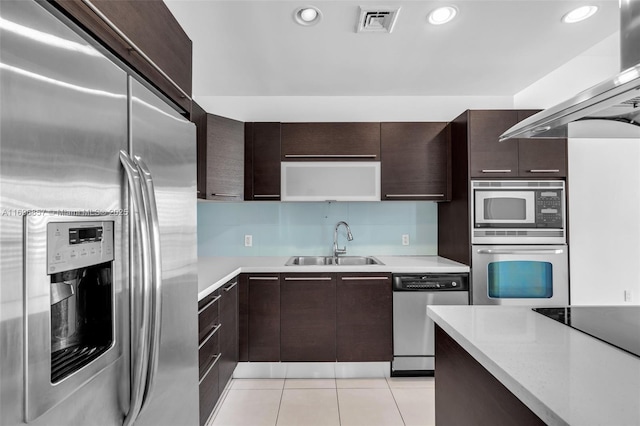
[476,248,565,255]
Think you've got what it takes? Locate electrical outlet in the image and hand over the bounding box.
[624,290,632,302]
[402,234,410,246]
[244,235,253,247]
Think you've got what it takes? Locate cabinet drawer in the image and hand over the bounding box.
[199,352,221,426]
[198,292,220,344]
[198,324,221,379]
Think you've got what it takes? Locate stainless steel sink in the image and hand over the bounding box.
[285,256,384,266]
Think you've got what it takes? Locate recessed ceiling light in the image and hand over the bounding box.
[561,5,598,23]
[428,6,458,25]
[294,6,322,26]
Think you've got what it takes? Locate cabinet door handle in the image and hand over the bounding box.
[198,324,222,349]
[224,281,238,291]
[284,277,332,281]
[253,194,280,198]
[210,193,240,197]
[199,353,222,384]
[284,154,377,159]
[481,169,512,173]
[198,295,221,314]
[529,169,560,173]
[248,276,279,280]
[385,194,444,198]
[340,276,389,281]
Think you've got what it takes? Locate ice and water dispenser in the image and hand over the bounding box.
[47,221,115,383]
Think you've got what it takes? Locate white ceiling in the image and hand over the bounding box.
[165,0,619,99]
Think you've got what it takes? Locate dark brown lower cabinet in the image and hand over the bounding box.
[198,277,239,426]
[435,325,545,426]
[238,275,249,361]
[281,273,336,362]
[197,290,221,426]
[336,273,392,362]
[247,274,281,361]
[218,278,239,395]
[198,359,219,426]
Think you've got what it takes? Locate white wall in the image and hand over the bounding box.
[194,95,513,122]
[514,33,619,109]
[568,121,640,305]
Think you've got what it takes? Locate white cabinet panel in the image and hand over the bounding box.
[281,162,380,201]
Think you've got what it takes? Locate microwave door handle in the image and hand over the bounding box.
[476,248,565,255]
[120,151,152,426]
[133,156,163,413]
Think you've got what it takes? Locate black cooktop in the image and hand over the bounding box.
[533,306,640,359]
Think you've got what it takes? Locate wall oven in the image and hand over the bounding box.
[471,180,565,244]
[471,245,568,306]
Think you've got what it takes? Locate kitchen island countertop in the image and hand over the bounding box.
[198,255,469,301]
[427,305,640,426]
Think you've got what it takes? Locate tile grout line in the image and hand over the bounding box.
[273,382,286,426]
[386,376,408,426]
[387,382,407,426]
[334,375,342,426]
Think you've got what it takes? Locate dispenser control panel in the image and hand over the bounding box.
[47,221,114,274]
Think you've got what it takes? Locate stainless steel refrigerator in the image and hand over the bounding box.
[0,1,199,425]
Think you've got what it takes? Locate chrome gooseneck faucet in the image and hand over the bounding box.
[333,221,353,258]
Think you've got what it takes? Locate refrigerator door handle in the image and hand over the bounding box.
[120,151,152,426]
[133,155,163,414]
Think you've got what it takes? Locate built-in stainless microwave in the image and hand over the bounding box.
[471,180,566,244]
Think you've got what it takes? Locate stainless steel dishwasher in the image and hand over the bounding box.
[392,273,469,376]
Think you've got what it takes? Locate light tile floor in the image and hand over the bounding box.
[208,377,435,426]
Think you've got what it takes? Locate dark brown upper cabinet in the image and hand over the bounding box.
[280,273,337,362]
[336,273,392,362]
[466,110,567,178]
[281,123,380,161]
[244,123,281,201]
[51,0,192,115]
[516,110,567,178]
[192,102,207,199]
[196,113,244,201]
[468,110,520,178]
[438,109,567,266]
[381,122,451,201]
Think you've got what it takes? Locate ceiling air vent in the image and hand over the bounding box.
[357,7,401,33]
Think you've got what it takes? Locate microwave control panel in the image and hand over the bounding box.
[535,190,563,227]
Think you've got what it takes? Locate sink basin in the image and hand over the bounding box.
[285,256,384,266]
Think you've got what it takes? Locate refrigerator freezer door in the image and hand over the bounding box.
[129,78,199,426]
[0,1,129,425]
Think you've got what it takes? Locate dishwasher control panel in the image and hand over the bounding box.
[392,273,469,291]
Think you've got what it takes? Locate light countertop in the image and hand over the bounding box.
[198,255,469,301]
[427,305,640,426]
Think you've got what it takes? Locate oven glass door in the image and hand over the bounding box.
[488,260,553,298]
[472,245,568,306]
[474,190,535,226]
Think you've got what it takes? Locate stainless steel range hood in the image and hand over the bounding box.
[500,0,640,141]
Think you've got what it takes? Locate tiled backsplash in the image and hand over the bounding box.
[197,201,437,257]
